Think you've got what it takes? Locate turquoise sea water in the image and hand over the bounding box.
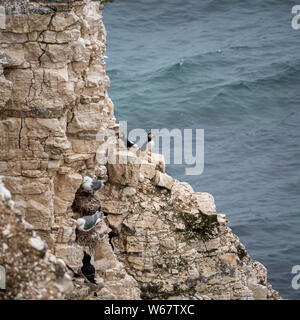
[104,0,300,299]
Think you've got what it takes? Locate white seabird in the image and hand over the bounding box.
[0,176,11,201]
[76,211,106,232]
[140,132,155,157]
[82,176,106,193]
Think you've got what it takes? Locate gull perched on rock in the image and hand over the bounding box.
[0,176,11,201]
[0,176,14,209]
[76,210,106,232]
[81,176,106,193]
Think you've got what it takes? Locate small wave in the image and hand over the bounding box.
[136,49,300,93]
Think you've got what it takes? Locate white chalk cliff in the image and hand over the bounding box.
[0,0,280,300]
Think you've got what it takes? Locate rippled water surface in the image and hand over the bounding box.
[104,0,300,299]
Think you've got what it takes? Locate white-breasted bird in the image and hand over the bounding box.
[140,132,155,157]
[115,130,138,150]
[81,176,106,193]
[0,176,11,201]
[76,210,106,232]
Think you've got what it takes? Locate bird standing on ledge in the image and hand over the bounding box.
[115,131,155,159]
[115,130,138,150]
[140,132,155,157]
[81,252,96,284]
[76,210,106,232]
[81,176,106,193]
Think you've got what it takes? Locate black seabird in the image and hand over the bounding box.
[81,252,96,284]
[108,231,119,251]
[115,131,138,149]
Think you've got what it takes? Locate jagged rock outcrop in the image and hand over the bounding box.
[0,0,280,299]
[0,177,73,299]
[98,150,280,300]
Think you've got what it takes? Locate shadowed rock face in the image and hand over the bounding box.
[72,188,101,217]
[0,0,280,300]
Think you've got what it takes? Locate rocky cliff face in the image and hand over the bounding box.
[0,0,280,299]
[0,177,73,299]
